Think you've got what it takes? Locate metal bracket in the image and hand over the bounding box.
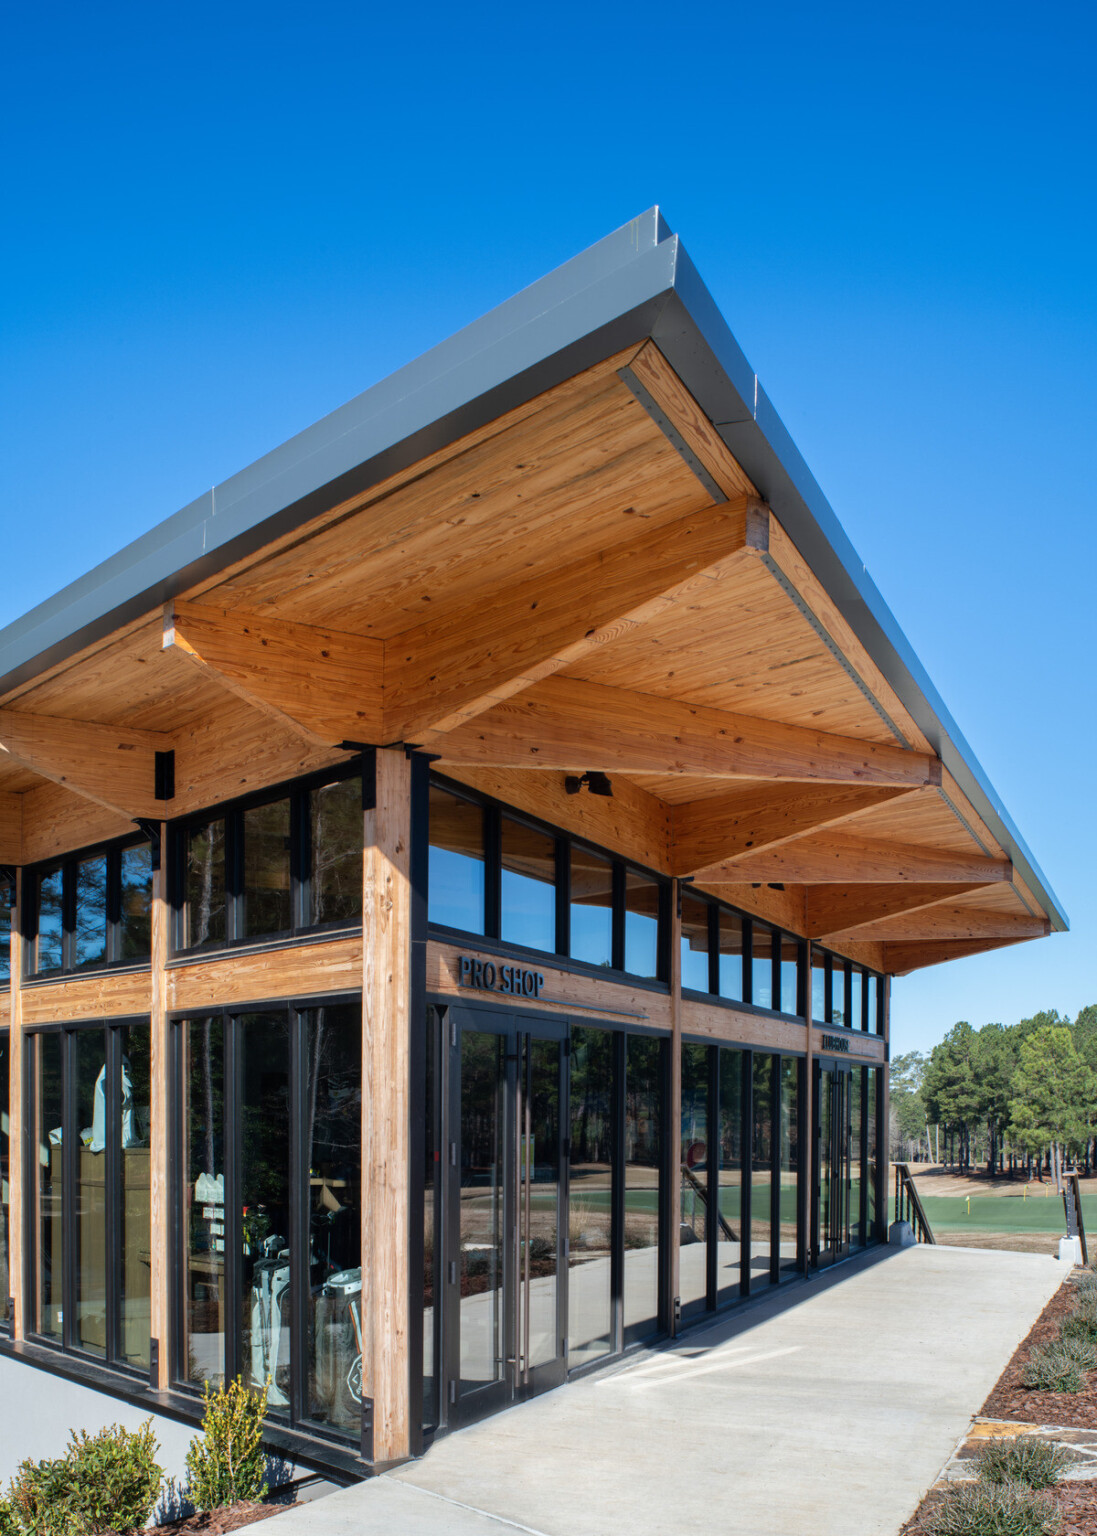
[133,819,163,872]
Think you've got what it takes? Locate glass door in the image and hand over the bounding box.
[814,1062,851,1267]
[444,1009,567,1427]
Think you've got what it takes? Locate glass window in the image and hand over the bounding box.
[33,1031,64,1338]
[778,1058,800,1279]
[423,1009,439,1434]
[831,960,848,1027]
[568,1027,615,1367]
[500,816,555,954]
[184,820,227,950]
[182,1017,225,1387]
[74,856,108,970]
[717,909,744,1002]
[680,894,711,993]
[36,866,64,974]
[867,974,880,1034]
[74,1028,108,1356]
[304,1004,362,1438]
[119,1022,151,1371]
[849,968,863,1032]
[310,777,362,927]
[780,934,799,1016]
[849,1066,864,1246]
[750,1055,774,1290]
[0,1031,9,1321]
[680,1043,710,1319]
[624,1035,662,1343]
[0,900,10,983]
[243,799,293,939]
[119,845,153,962]
[751,923,774,1010]
[624,871,660,979]
[458,1029,505,1402]
[811,949,827,1023]
[569,845,613,969]
[428,786,485,934]
[240,1014,292,1414]
[717,1049,743,1306]
[866,1068,878,1233]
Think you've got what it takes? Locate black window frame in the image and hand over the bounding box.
[22,833,153,980]
[809,946,885,1034]
[678,890,808,1021]
[22,1014,152,1376]
[427,774,672,986]
[0,1024,9,1334]
[170,760,366,958]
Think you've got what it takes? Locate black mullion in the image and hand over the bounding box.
[224,1012,242,1385]
[289,1009,308,1428]
[657,879,672,984]
[742,918,753,1006]
[291,789,309,934]
[740,1049,752,1298]
[62,1028,77,1350]
[860,1065,870,1246]
[658,1035,673,1336]
[106,848,122,965]
[407,751,430,1455]
[168,1019,184,1385]
[706,1046,718,1309]
[226,813,244,945]
[555,841,570,959]
[707,904,719,996]
[484,806,501,941]
[62,861,77,973]
[611,1031,625,1354]
[611,863,626,974]
[770,1055,780,1285]
[105,1025,121,1363]
[824,954,833,1024]
[771,934,781,1014]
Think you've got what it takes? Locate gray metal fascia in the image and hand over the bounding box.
[651,245,1067,933]
[0,209,680,693]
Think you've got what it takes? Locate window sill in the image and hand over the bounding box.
[167,925,360,969]
[681,987,807,1025]
[22,960,152,989]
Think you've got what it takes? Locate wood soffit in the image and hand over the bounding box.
[0,347,1052,973]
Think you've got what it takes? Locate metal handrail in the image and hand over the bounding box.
[680,1163,738,1242]
[894,1162,936,1244]
[1064,1172,1089,1265]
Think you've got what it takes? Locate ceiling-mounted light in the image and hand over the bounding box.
[565,771,613,798]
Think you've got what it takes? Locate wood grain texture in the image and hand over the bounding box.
[20,782,136,866]
[166,601,384,747]
[627,343,758,500]
[20,968,152,1026]
[855,906,1050,943]
[0,792,22,864]
[168,936,362,1011]
[361,750,412,1465]
[436,677,941,785]
[713,831,1013,885]
[427,942,673,1029]
[0,711,168,819]
[679,998,806,1052]
[806,883,989,939]
[808,1026,885,1062]
[387,504,760,744]
[883,937,1029,974]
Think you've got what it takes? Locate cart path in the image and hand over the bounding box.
[272,1244,1069,1536]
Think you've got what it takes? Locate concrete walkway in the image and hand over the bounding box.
[275,1245,1068,1536]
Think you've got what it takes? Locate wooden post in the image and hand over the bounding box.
[8,873,23,1338]
[882,975,892,1232]
[668,880,682,1332]
[149,833,170,1387]
[361,749,413,1465]
[801,942,814,1277]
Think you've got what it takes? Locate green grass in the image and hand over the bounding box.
[891,1189,1094,1233]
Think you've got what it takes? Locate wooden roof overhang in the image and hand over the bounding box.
[0,212,1064,976]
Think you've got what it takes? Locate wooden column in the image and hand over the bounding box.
[8,873,23,1337]
[801,942,814,1277]
[881,975,892,1234]
[668,880,682,1332]
[361,749,413,1465]
[149,833,170,1387]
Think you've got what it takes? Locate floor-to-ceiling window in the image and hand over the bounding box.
[568,1026,615,1368]
[25,1020,151,1368]
[623,1035,663,1344]
[0,1029,9,1331]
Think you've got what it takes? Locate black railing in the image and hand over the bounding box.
[1063,1171,1089,1265]
[894,1162,936,1244]
[680,1164,738,1243]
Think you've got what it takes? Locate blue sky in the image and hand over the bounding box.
[3,2,1094,1056]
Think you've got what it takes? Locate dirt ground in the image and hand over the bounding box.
[934,1229,1063,1256]
[906,1164,1091,1200]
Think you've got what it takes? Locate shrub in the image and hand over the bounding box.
[185,1377,270,1511]
[1054,1330,1097,1369]
[0,1501,17,1536]
[1020,1345,1084,1393]
[922,1480,1060,1536]
[1061,1296,1097,1341]
[6,1420,162,1536]
[975,1437,1072,1490]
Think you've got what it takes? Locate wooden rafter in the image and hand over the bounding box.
[806,883,989,940]
[670,785,929,877]
[0,790,21,864]
[164,601,383,747]
[705,831,1013,885]
[848,905,1050,943]
[0,711,169,819]
[434,677,941,787]
[883,937,1030,975]
[386,501,767,744]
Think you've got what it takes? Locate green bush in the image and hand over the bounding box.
[975,1437,1072,1490]
[6,1420,162,1535]
[185,1377,270,1511]
[1060,1297,1097,1341]
[1053,1330,1097,1369]
[0,1500,17,1536]
[1020,1345,1084,1393]
[923,1480,1060,1536]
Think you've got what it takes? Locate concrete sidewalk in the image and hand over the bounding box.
[274,1245,1068,1536]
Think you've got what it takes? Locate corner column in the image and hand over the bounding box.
[149,831,170,1387]
[361,748,413,1466]
[668,880,682,1333]
[8,874,23,1337]
[801,942,814,1277]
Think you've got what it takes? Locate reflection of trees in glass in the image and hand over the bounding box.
[75,856,108,968]
[311,779,362,926]
[119,845,152,961]
[244,801,292,938]
[37,867,64,972]
[186,821,226,947]
[0,904,10,982]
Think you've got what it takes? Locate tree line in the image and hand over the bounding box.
[890,1007,1097,1185]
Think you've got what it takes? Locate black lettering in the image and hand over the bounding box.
[459,957,471,986]
[522,970,534,997]
[472,960,484,988]
[535,972,545,998]
[484,962,497,990]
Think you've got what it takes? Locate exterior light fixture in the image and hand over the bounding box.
[565,771,613,798]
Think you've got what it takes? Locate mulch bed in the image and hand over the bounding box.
[902,1482,1097,1534]
[157,1501,297,1533]
[982,1281,1097,1428]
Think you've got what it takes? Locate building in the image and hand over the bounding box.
[0,210,1065,1478]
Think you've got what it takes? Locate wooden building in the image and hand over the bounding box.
[0,210,1065,1476]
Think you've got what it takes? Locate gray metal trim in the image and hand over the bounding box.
[0,208,1066,933]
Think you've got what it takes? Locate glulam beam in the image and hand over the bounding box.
[705,831,1013,885]
[165,601,383,747]
[806,883,988,940]
[0,711,168,818]
[435,677,941,787]
[849,905,1050,943]
[883,937,1029,975]
[0,791,22,864]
